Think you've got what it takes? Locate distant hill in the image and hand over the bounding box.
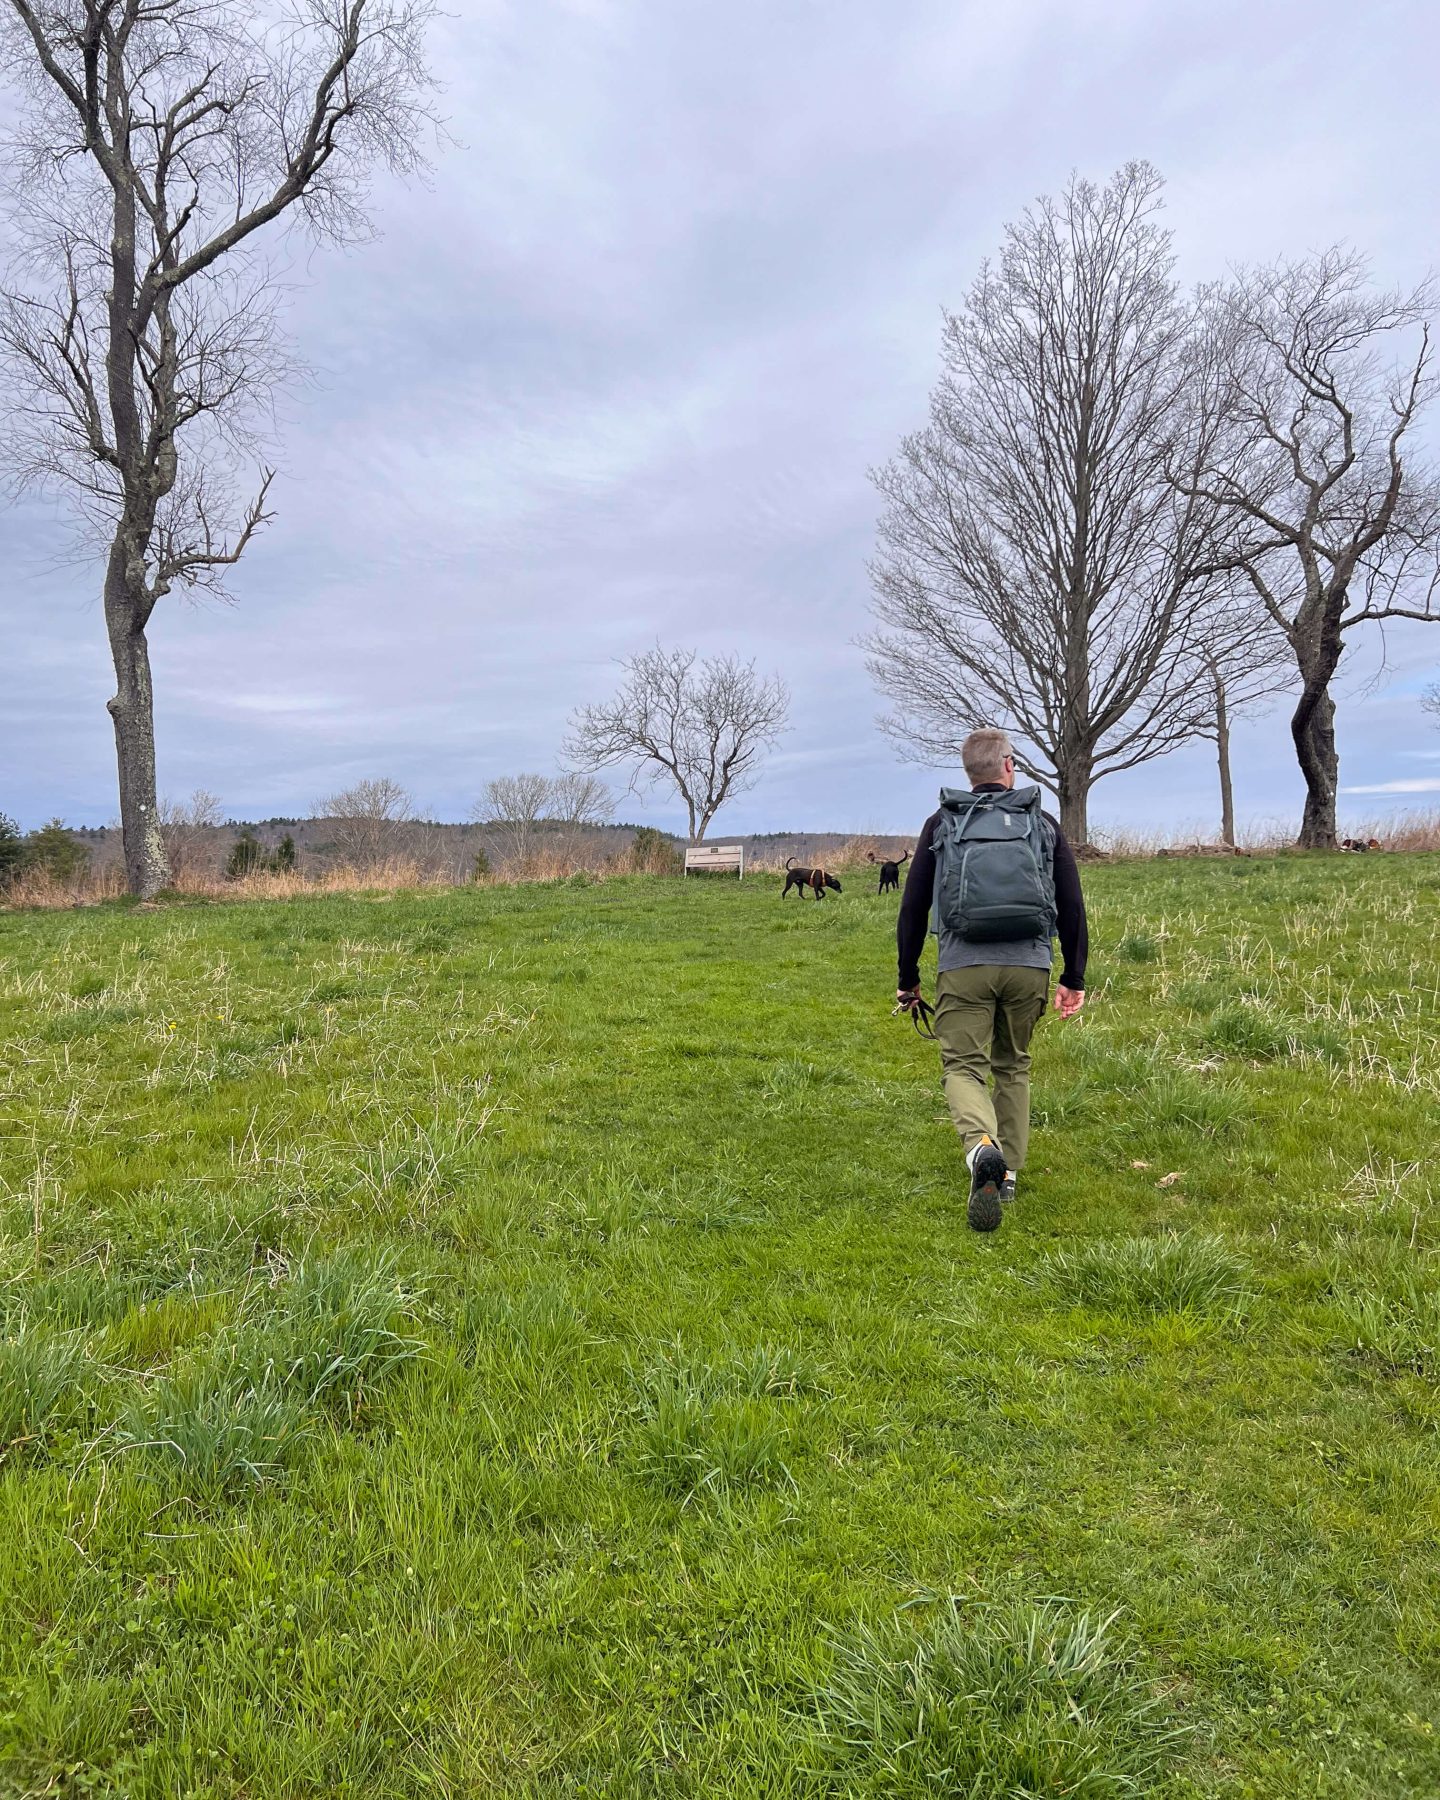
[73,819,915,878]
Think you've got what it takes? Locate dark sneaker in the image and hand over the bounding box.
[1000,1177,1017,1206]
[968,1141,1006,1232]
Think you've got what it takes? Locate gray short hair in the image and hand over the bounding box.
[961,728,1014,785]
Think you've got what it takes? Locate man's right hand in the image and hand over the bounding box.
[1053,985,1085,1019]
[895,986,923,1014]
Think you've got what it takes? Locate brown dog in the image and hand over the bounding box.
[782,857,842,899]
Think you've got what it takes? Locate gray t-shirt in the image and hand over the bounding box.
[937,928,1053,976]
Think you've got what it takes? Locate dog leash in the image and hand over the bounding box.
[893,995,938,1040]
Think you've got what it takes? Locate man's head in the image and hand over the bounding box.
[961,728,1017,790]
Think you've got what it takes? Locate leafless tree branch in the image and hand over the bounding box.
[865,162,1233,843]
[0,0,440,894]
[564,647,789,841]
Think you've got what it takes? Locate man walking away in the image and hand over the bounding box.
[896,728,1088,1232]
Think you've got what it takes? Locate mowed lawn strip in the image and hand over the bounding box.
[0,855,1437,1797]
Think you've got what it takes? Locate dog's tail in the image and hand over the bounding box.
[896,850,909,866]
[785,856,798,870]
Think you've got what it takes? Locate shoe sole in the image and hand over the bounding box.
[968,1147,1005,1232]
[968,1179,1002,1231]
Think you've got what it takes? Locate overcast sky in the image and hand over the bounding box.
[3,0,1439,836]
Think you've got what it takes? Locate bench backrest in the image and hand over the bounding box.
[683,843,744,876]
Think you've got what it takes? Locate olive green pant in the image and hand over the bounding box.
[933,965,1050,1172]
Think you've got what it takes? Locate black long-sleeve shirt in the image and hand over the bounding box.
[896,786,1088,992]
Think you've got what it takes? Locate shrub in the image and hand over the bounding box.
[273,833,298,872]
[0,812,23,890]
[1041,1233,1250,1318]
[813,1600,1185,1798]
[23,819,89,885]
[226,830,267,879]
[630,825,681,874]
[471,845,491,879]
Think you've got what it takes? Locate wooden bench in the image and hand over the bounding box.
[683,843,745,879]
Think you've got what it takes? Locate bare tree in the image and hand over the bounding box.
[1424,680,1440,726]
[157,786,223,881]
[1186,253,1440,848]
[548,770,614,859]
[865,163,1232,846]
[0,1,438,896]
[470,773,553,869]
[316,775,413,868]
[1196,631,1292,847]
[565,647,788,841]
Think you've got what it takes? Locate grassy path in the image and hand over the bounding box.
[1,856,1437,1796]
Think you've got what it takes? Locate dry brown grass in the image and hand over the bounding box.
[1350,808,1440,853]
[3,862,129,909]
[2,842,679,910]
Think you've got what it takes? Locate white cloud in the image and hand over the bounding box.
[1342,779,1440,795]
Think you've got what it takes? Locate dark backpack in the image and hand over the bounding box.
[930,785,1057,944]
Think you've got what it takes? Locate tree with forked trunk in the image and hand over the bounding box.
[865,163,1234,848]
[1186,252,1440,849]
[0,0,438,896]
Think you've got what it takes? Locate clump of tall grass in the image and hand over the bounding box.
[1329,1258,1440,1376]
[231,1249,422,1412]
[727,1342,828,1399]
[349,1115,490,1216]
[1203,998,1345,1064]
[631,1366,794,1499]
[115,1366,307,1492]
[812,1600,1186,1798]
[1041,1234,1251,1319]
[457,1280,590,1366]
[0,1324,91,1455]
[1345,808,1440,853]
[1133,1070,1248,1137]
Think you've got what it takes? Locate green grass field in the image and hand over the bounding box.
[2,855,1438,1797]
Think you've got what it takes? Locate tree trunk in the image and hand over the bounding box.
[1056,752,1091,848]
[1291,683,1339,851]
[1215,679,1235,847]
[105,572,171,898]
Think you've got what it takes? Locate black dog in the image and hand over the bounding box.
[868,849,909,894]
[782,857,842,899]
